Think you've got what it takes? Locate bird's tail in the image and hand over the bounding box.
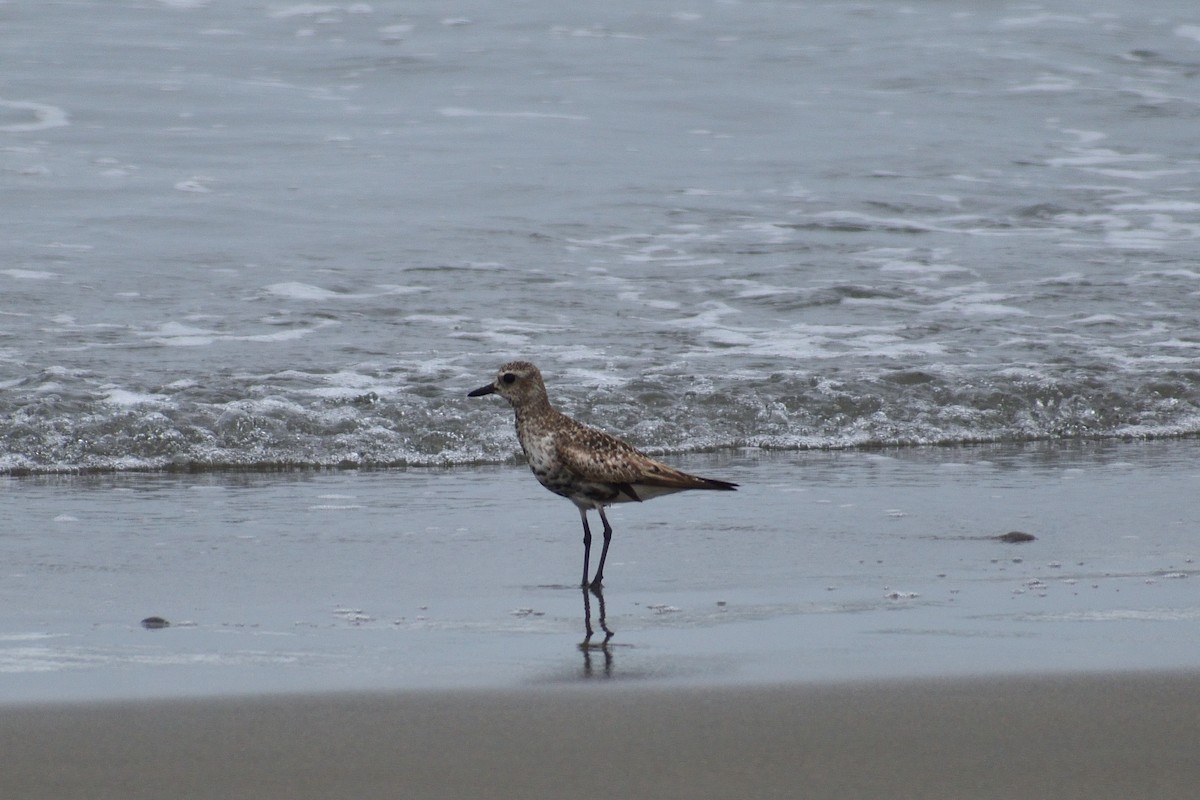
[641,462,738,492]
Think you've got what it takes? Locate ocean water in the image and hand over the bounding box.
[3,0,1200,472]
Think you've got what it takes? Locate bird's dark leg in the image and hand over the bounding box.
[588,507,614,590]
[579,508,592,589]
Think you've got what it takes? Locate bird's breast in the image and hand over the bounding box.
[518,428,557,474]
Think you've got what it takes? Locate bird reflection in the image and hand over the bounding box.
[579,585,614,677]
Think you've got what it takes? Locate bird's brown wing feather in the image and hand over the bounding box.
[555,420,731,491]
[554,423,649,486]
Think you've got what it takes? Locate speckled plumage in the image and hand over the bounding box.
[468,361,737,588]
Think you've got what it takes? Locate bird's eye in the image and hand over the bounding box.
[501,373,517,385]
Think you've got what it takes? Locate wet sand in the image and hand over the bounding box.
[5,442,1199,702]
[4,441,1199,796]
[4,671,1199,799]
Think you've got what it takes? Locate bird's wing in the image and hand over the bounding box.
[555,422,726,494]
[555,424,647,486]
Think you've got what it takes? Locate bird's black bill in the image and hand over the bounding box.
[467,384,496,397]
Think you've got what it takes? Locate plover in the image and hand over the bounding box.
[468,361,737,588]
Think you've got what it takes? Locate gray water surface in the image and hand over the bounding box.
[3,441,1197,702]
[4,1,1200,471]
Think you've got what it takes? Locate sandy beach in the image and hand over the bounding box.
[4,442,1199,796]
[4,672,1199,799]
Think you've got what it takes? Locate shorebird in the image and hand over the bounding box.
[468,361,737,589]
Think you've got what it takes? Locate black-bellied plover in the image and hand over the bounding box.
[468,361,737,589]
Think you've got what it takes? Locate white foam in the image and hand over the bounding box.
[998,14,1089,27]
[1105,215,1200,250]
[1154,339,1200,350]
[379,24,412,40]
[0,647,93,673]
[1134,269,1200,281]
[437,107,588,121]
[722,279,801,299]
[1176,24,1200,43]
[317,370,383,390]
[136,321,217,347]
[0,99,69,133]
[1,269,57,280]
[931,293,1030,318]
[174,176,214,193]
[665,301,741,330]
[269,4,341,19]
[878,260,970,275]
[548,26,645,40]
[1008,75,1078,93]
[0,633,66,642]
[371,284,430,296]
[265,282,342,300]
[1060,129,1108,145]
[405,313,471,326]
[1071,314,1125,326]
[1085,168,1190,180]
[1036,272,1088,286]
[103,388,168,406]
[263,282,426,301]
[236,322,338,343]
[617,291,680,310]
[1047,149,1158,168]
[703,328,755,346]
[449,330,531,347]
[1112,201,1200,213]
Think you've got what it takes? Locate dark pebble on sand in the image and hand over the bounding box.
[996,531,1036,543]
[141,616,171,629]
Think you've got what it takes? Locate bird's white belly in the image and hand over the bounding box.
[521,431,554,470]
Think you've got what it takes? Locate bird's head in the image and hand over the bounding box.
[468,361,548,408]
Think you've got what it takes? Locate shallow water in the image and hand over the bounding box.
[3,440,1196,702]
[3,1,1200,472]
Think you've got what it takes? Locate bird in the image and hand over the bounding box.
[468,361,737,589]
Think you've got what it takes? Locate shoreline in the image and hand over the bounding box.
[4,442,1198,703]
[4,435,1197,478]
[5,670,1199,799]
